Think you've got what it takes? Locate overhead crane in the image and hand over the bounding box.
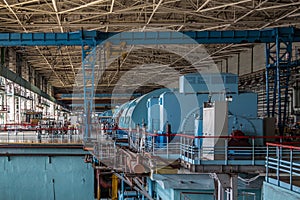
[1,27,300,139]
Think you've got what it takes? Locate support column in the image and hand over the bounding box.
[112,174,118,200]
[217,179,225,200]
[81,38,97,141]
[214,173,238,200]
[121,173,125,200]
[147,177,154,198]
[230,174,238,200]
[265,28,294,135]
[97,170,101,200]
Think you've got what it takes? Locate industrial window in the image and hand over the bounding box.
[294,87,300,109]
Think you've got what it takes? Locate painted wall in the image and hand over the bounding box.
[263,182,300,200]
[0,154,94,200]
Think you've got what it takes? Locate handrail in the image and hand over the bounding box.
[266,142,300,150]
[265,142,300,193]
[111,128,300,140]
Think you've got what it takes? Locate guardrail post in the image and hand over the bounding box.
[276,146,280,186]
[225,139,228,165]
[290,149,293,190]
[183,137,186,159]
[266,144,269,182]
[167,134,169,159]
[152,136,155,155]
[180,136,182,158]
[279,137,283,158]
[252,137,255,165]
[198,137,201,165]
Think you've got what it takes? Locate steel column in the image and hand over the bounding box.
[112,174,118,200]
[81,35,96,141]
[265,28,295,135]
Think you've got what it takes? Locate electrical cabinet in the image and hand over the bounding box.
[202,101,228,160]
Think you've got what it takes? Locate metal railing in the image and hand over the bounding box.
[179,136,272,165]
[0,123,82,144]
[265,143,300,193]
[90,128,300,168]
[141,133,296,165]
[81,126,300,176]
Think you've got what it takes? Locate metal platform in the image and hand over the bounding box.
[88,134,279,175]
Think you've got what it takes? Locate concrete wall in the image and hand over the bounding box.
[0,154,94,200]
[21,61,30,82]
[252,44,265,72]
[8,48,16,73]
[263,182,300,200]
[227,54,238,74]
[216,44,265,75]
[239,50,252,75]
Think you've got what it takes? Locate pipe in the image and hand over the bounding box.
[120,148,145,174]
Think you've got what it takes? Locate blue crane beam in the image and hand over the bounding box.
[0,27,300,46]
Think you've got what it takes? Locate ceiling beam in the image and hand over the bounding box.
[141,0,163,31]
[110,0,115,13]
[257,2,300,11]
[197,0,252,13]
[3,0,66,88]
[59,0,110,14]
[196,0,212,12]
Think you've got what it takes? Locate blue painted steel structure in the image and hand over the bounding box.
[1,27,300,140]
[265,28,300,135]
[0,145,94,200]
[114,73,264,149]
[116,88,169,130]
[0,27,299,46]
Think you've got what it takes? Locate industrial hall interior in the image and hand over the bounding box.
[2,0,300,200]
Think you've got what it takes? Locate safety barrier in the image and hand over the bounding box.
[0,124,82,144]
[265,143,300,193]
[91,128,300,167]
